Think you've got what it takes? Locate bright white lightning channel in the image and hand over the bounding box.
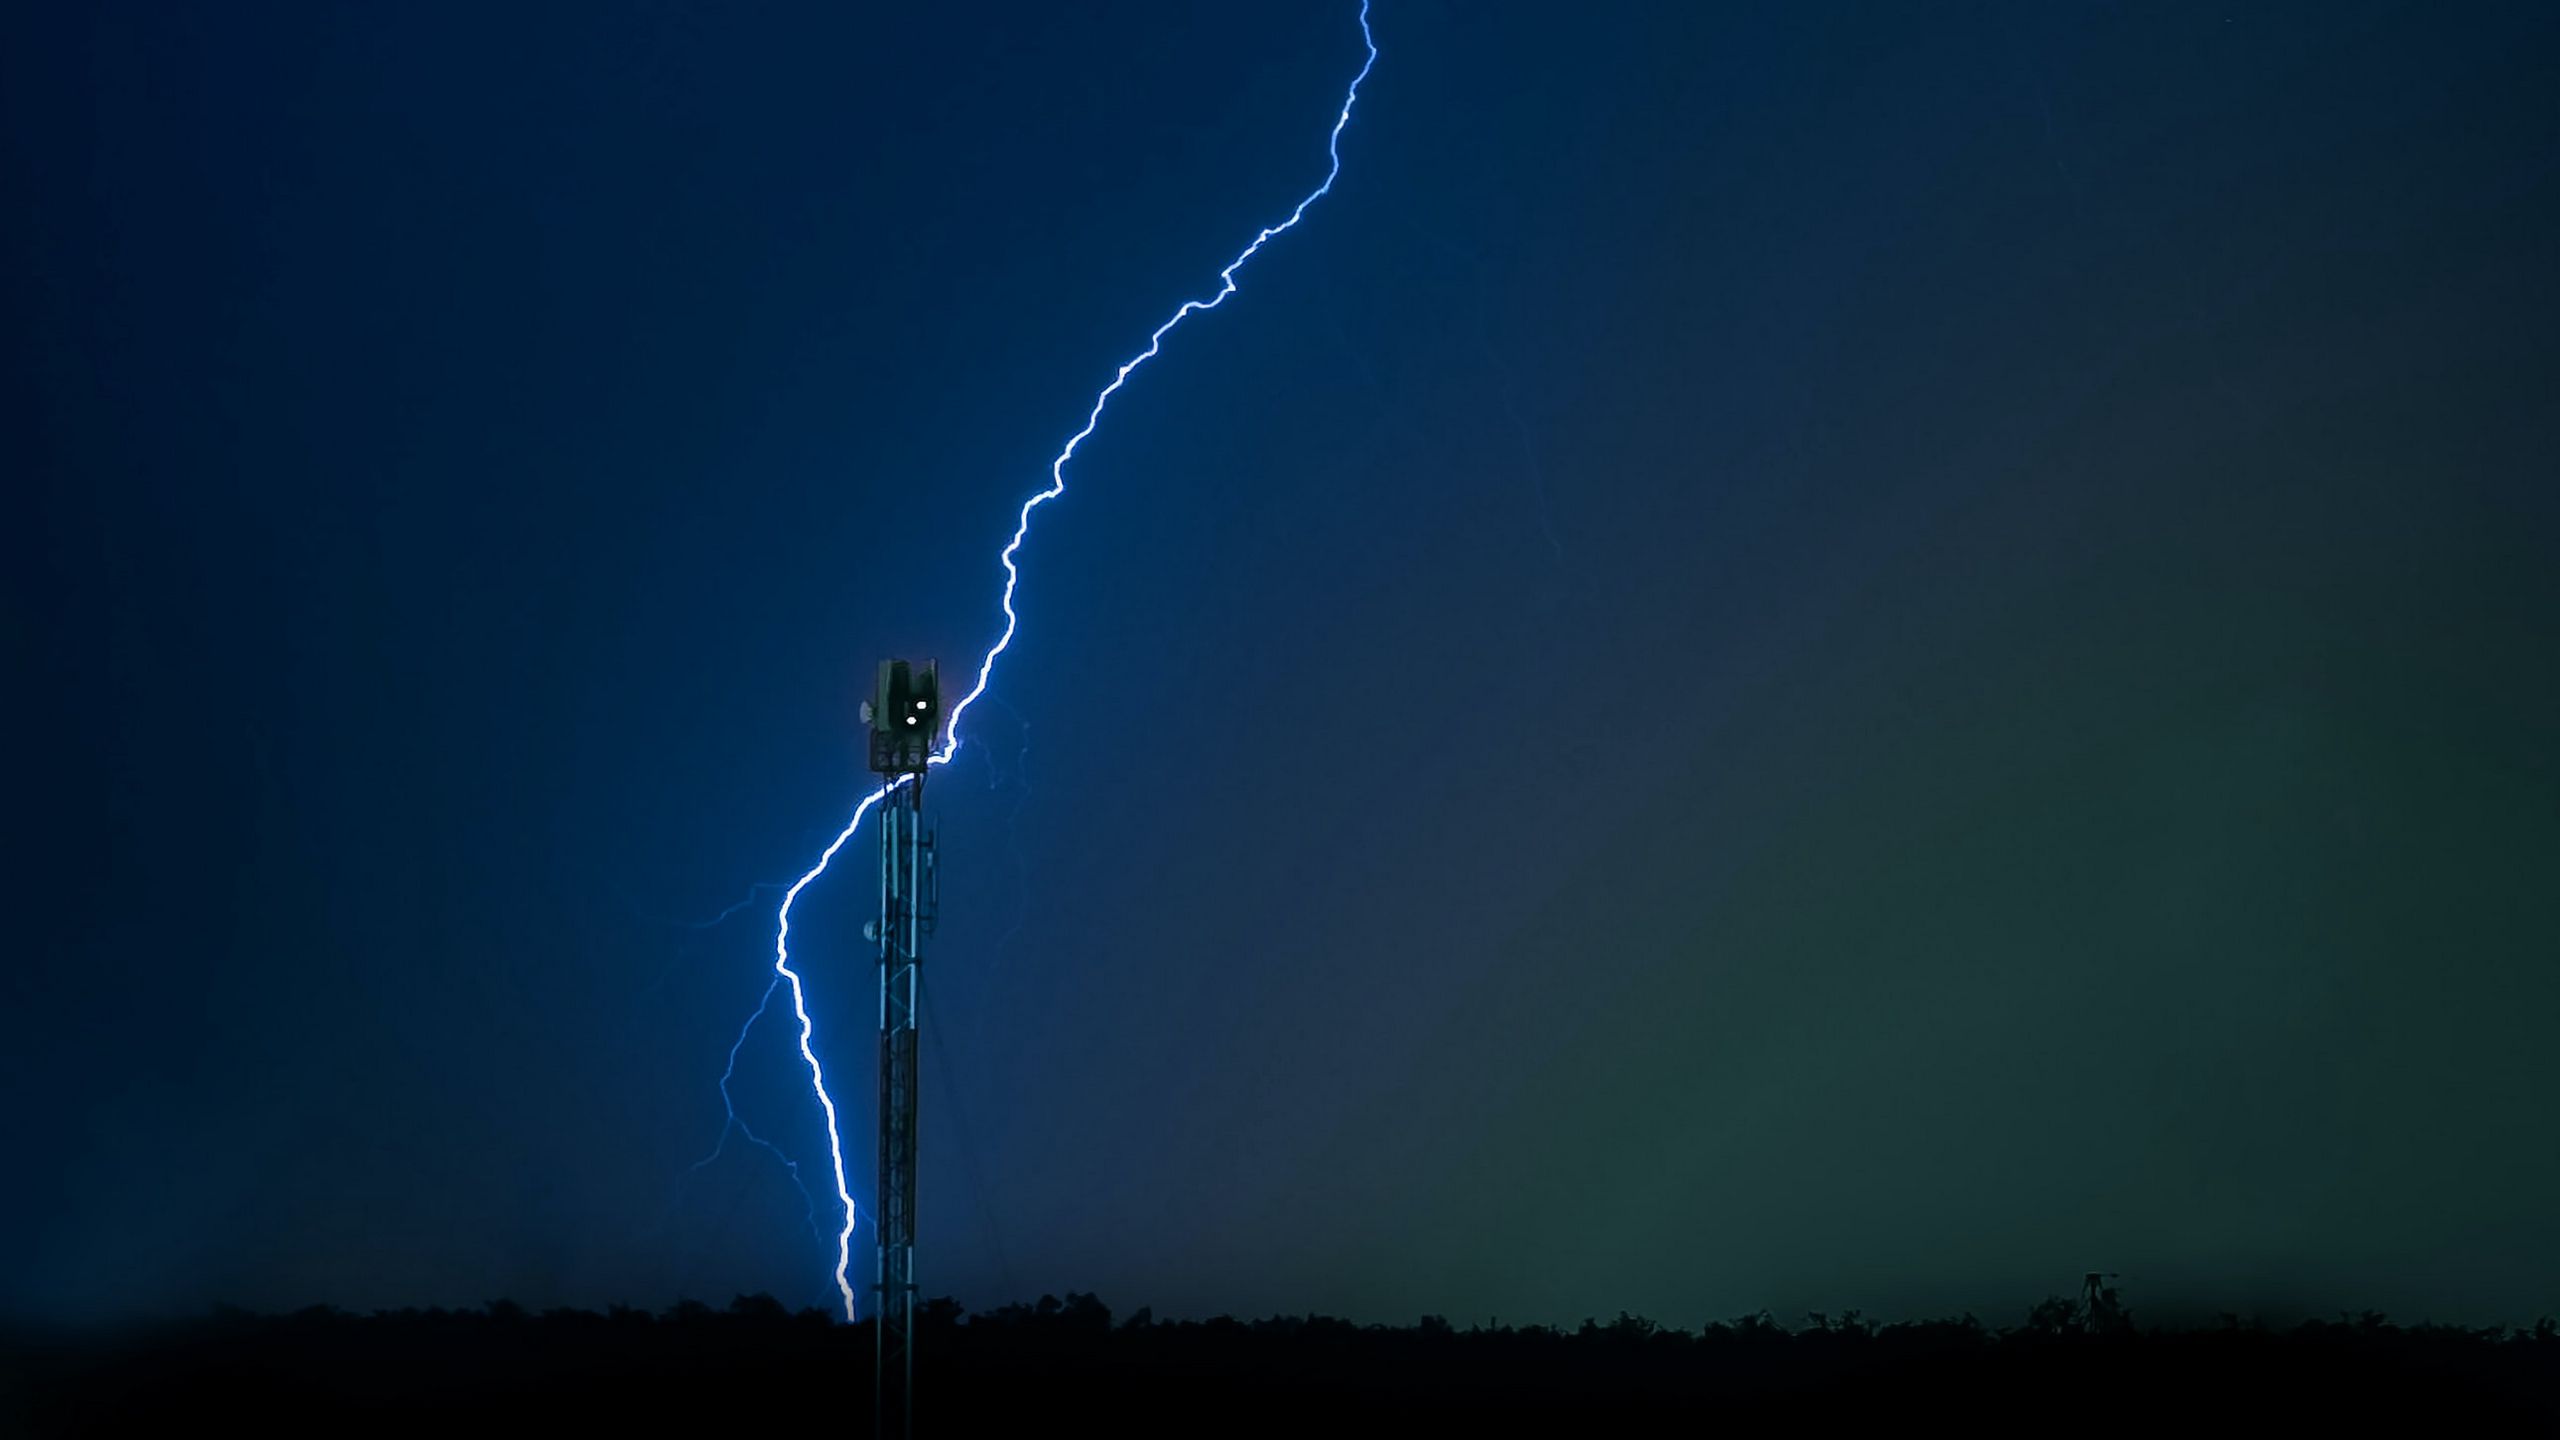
[739,3,1380,1322]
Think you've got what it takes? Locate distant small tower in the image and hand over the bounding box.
[2082,1271,2128,1335]
[862,659,939,1440]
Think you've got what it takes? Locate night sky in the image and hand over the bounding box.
[9,1,2559,1331]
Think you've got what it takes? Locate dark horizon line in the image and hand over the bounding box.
[13,1290,2557,1343]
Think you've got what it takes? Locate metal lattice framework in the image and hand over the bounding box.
[873,773,931,1436]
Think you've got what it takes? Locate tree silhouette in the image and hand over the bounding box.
[9,1291,2555,1434]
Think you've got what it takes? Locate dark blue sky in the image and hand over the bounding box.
[8,1,2559,1329]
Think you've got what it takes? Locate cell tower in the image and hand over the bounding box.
[863,658,938,1440]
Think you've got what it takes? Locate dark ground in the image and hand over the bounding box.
[7,1294,2556,1435]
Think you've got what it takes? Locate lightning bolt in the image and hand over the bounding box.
[734,1,1379,1322]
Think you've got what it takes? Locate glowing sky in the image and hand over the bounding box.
[9,1,2558,1329]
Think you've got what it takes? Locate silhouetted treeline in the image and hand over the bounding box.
[7,1291,2556,1435]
